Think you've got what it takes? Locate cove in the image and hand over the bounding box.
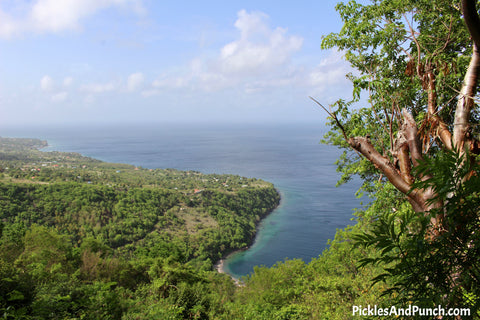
[223,176,361,278]
[223,162,362,278]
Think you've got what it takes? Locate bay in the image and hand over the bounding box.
[0,122,362,278]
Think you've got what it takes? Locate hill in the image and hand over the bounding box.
[0,137,391,320]
[0,137,281,319]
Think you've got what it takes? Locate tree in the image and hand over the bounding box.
[354,150,480,314]
[319,0,480,229]
[318,0,480,315]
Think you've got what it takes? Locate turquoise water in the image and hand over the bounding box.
[0,123,362,277]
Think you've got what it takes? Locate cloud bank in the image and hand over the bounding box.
[218,10,303,75]
[147,10,306,95]
[34,9,351,110]
[0,0,144,38]
[16,6,352,124]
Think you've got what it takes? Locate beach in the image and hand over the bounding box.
[214,254,244,286]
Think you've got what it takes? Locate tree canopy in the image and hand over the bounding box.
[320,0,479,215]
[318,0,480,315]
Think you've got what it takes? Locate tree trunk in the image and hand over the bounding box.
[455,0,480,154]
[453,45,480,153]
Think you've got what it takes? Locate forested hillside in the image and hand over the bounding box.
[0,137,283,319]
[0,138,416,319]
[0,137,394,320]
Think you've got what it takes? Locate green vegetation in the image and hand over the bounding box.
[0,137,390,320]
[0,137,282,319]
[354,150,480,315]
[315,0,480,318]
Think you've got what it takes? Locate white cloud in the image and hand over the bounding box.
[63,77,74,87]
[39,75,70,103]
[51,91,68,102]
[217,10,303,75]
[81,82,116,94]
[152,77,188,89]
[40,75,54,91]
[0,0,145,37]
[127,72,145,92]
[147,10,304,95]
[234,10,270,40]
[307,50,351,93]
[29,10,351,116]
[142,14,351,101]
[31,0,129,33]
[0,8,19,38]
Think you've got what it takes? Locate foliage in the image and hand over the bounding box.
[320,0,477,192]
[216,218,391,320]
[320,1,480,318]
[0,138,281,319]
[0,135,397,319]
[354,149,480,318]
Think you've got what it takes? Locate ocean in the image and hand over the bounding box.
[0,122,362,278]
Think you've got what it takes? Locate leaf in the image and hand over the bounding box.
[7,290,25,302]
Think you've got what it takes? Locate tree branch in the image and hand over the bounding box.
[423,63,453,150]
[310,97,349,141]
[397,143,414,185]
[347,136,424,209]
[402,109,423,167]
[462,0,480,49]
[454,1,480,153]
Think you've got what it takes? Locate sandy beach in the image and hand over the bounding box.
[214,255,244,286]
[214,258,226,274]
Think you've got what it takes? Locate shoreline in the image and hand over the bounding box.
[5,135,282,286]
[214,251,245,286]
[214,188,283,285]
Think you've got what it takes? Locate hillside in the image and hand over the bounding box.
[0,137,396,320]
[0,137,282,318]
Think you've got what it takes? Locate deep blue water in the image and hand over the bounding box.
[0,123,362,278]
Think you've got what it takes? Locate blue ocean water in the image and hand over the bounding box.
[0,123,362,278]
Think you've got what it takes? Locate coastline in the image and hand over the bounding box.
[214,250,245,286]
[3,134,283,285]
[214,188,282,285]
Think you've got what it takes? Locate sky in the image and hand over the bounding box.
[0,0,353,126]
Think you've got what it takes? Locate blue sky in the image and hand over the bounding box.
[0,0,353,126]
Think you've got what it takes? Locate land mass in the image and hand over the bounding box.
[0,136,391,320]
[0,136,280,262]
[0,136,284,318]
